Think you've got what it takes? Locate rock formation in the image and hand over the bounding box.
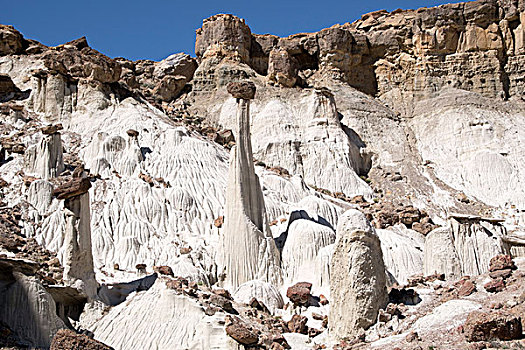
[53,177,98,299]
[2,1,525,349]
[24,125,65,179]
[424,215,510,279]
[329,209,388,340]
[218,81,281,290]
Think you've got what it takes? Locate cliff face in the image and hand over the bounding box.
[194,1,525,114]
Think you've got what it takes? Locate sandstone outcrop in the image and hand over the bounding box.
[41,42,121,84]
[329,209,388,340]
[218,81,281,289]
[0,24,24,55]
[118,53,197,103]
[196,14,252,63]
[193,1,525,115]
[424,216,509,279]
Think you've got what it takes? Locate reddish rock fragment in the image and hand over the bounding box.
[484,278,505,293]
[286,282,312,306]
[489,255,516,272]
[51,329,114,350]
[463,311,522,342]
[287,315,308,334]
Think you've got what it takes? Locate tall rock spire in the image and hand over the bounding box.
[53,174,98,300]
[218,81,282,290]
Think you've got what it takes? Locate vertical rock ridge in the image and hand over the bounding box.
[24,127,64,179]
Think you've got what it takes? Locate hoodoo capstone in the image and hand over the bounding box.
[218,81,281,290]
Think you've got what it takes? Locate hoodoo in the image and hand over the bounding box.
[53,175,98,299]
[218,81,282,290]
[329,209,388,340]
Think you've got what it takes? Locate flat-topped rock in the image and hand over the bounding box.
[41,124,63,135]
[126,129,139,137]
[227,81,256,99]
[53,178,91,200]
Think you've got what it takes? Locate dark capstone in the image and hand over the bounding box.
[227,81,256,99]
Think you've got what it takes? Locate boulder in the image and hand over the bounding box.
[225,317,259,346]
[489,268,513,280]
[484,277,505,293]
[153,265,174,277]
[51,329,113,350]
[489,255,516,272]
[457,279,477,297]
[286,282,312,306]
[287,315,308,334]
[463,311,522,342]
[41,124,64,135]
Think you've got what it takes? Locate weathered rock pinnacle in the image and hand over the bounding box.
[218,81,281,290]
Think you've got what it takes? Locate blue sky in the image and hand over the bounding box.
[1,0,469,61]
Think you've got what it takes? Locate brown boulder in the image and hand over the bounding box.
[489,268,513,280]
[227,81,256,99]
[225,317,259,346]
[51,329,114,350]
[249,297,270,314]
[209,294,235,313]
[153,265,174,277]
[212,288,232,299]
[213,216,224,228]
[126,129,139,137]
[166,277,189,291]
[286,282,312,306]
[463,311,522,342]
[457,279,477,297]
[287,315,308,334]
[215,130,234,146]
[489,255,516,272]
[53,178,91,200]
[484,277,505,293]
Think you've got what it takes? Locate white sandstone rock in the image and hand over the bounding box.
[329,209,388,340]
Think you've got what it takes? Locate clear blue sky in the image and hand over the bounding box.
[1,0,469,61]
